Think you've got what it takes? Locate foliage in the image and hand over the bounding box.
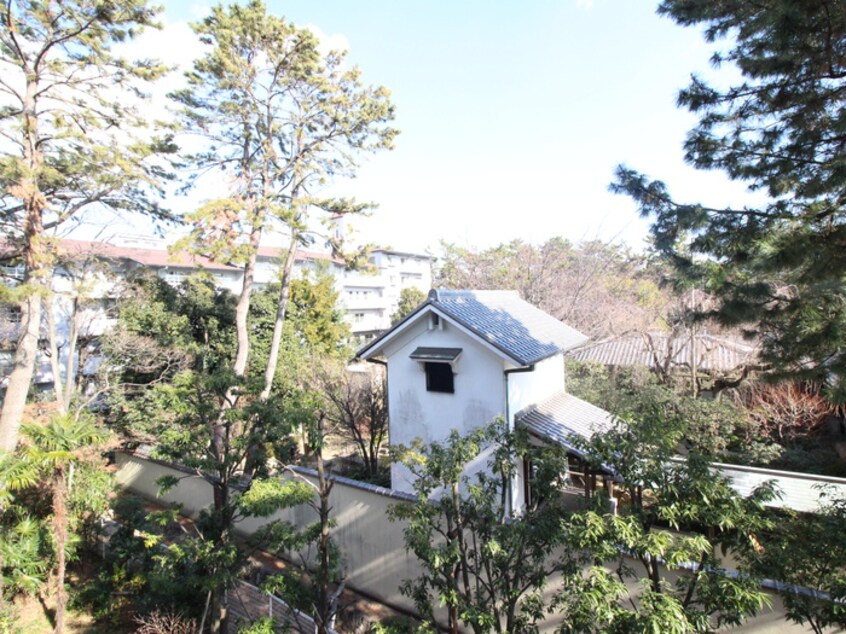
[103,273,234,439]
[436,238,667,339]
[566,359,779,465]
[562,415,778,633]
[250,272,352,366]
[390,420,582,634]
[391,287,427,325]
[0,0,174,451]
[9,413,109,634]
[106,270,319,632]
[237,616,275,634]
[745,491,846,634]
[371,616,432,634]
[0,514,49,598]
[81,496,220,625]
[611,1,846,400]
[319,362,388,480]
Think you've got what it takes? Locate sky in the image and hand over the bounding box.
[75,1,760,256]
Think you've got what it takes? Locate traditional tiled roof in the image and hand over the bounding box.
[567,331,756,373]
[427,290,588,365]
[517,391,615,453]
[357,289,588,366]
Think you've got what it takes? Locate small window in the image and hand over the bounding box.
[425,362,454,393]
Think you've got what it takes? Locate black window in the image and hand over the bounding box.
[425,362,454,393]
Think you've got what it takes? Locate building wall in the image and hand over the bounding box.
[506,353,565,419]
[380,315,506,493]
[114,453,426,614]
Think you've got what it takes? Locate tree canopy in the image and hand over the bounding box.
[0,0,173,451]
[612,1,846,399]
[436,238,667,340]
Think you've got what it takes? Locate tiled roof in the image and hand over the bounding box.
[257,246,345,265]
[567,331,756,373]
[54,239,342,271]
[428,290,588,366]
[517,391,615,452]
[59,239,237,271]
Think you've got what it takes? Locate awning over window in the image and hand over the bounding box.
[409,347,462,362]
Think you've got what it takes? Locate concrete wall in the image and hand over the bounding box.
[115,453,810,634]
[115,453,426,612]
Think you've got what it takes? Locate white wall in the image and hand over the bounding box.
[507,353,565,419]
[382,314,506,493]
[115,453,810,634]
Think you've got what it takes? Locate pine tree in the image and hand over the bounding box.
[0,0,172,450]
[612,1,846,398]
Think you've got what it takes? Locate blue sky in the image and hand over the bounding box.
[91,1,759,255]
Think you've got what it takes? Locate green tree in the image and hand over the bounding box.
[109,273,319,633]
[390,420,582,634]
[391,287,427,325]
[16,414,108,634]
[565,359,780,465]
[171,0,396,402]
[0,0,173,451]
[611,1,846,399]
[251,271,351,363]
[561,414,778,633]
[746,492,846,634]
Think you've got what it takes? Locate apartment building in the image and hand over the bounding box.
[0,235,432,393]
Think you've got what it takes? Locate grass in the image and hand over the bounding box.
[14,593,102,634]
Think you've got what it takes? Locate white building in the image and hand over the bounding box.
[58,237,432,338]
[343,249,433,339]
[355,289,614,510]
[1,236,432,393]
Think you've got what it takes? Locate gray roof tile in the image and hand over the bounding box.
[568,332,756,373]
[427,290,588,365]
[517,391,615,453]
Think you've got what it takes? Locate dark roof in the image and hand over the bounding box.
[567,331,756,373]
[409,347,463,362]
[371,248,431,259]
[357,289,588,366]
[517,391,615,454]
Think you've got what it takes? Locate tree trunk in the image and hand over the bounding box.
[52,467,68,634]
[209,479,232,634]
[259,234,299,401]
[62,297,80,411]
[0,70,48,451]
[232,219,264,378]
[45,296,66,411]
[0,292,42,451]
[315,416,333,634]
[209,585,226,634]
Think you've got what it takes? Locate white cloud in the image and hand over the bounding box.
[575,0,594,9]
[302,23,350,57]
